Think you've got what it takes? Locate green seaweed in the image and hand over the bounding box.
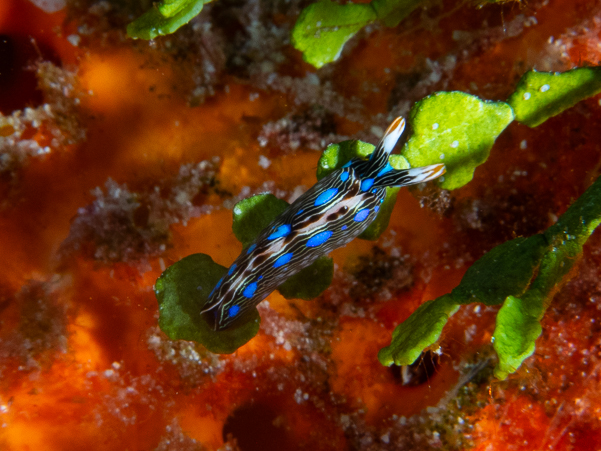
[378,294,460,366]
[402,92,514,190]
[232,193,289,248]
[451,235,548,306]
[155,253,260,353]
[291,0,377,69]
[127,0,210,40]
[379,174,601,378]
[493,174,601,378]
[277,256,334,300]
[292,0,425,68]
[507,67,601,127]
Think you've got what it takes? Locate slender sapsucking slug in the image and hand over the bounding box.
[202,117,446,330]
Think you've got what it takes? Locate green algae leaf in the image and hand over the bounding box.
[545,171,601,246]
[402,91,515,190]
[317,140,377,180]
[317,140,410,240]
[156,0,194,17]
[127,0,209,40]
[291,0,377,69]
[359,186,400,240]
[378,294,460,366]
[493,294,542,379]
[493,175,601,378]
[381,175,601,378]
[292,0,425,67]
[278,256,334,300]
[155,253,260,354]
[371,0,423,27]
[451,234,548,306]
[507,68,601,128]
[232,194,289,248]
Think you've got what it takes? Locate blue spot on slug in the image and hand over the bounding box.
[258,275,263,280]
[380,198,384,203]
[273,252,294,268]
[268,224,291,240]
[341,225,348,231]
[228,264,237,276]
[342,160,352,168]
[228,305,240,317]
[306,230,333,247]
[247,244,256,254]
[340,171,349,182]
[375,206,380,213]
[315,188,338,207]
[243,282,257,298]
[296,209,304,215]
[377,162,394,177]
[361,178,374,192]
[354,209,370,222]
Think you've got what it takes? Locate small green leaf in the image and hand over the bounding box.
[127,0,209,40]
[493,294,542,379]
[232,194,289,248]
[382,174,601,378]
[378,294,460,366]
[507,68,601,127]
[155,253,260,354]
[402,91,515,190]
[317,140,375,180]
[157,0,192,17]
[278,256,334,300]
[372,0,423,27]
[493,175,601,378]
[451,235,548,306]
[291,0,377,69]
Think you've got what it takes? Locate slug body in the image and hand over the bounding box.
[202,117,445,330]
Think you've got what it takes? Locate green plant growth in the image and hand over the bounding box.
[127,0,211,40]
[156,67,601,363]
[291,0,424,68]
[378,67,601,378]
[378,174,601,379]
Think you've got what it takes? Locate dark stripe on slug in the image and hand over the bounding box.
[253,254,268,265]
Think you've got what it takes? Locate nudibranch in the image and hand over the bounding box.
[202,117,445,330]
